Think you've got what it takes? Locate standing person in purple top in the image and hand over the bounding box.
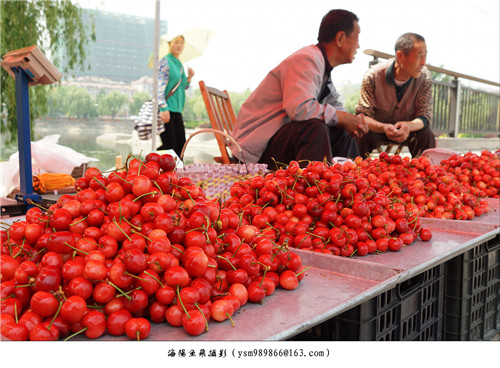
[229,9,368,169]
[355,32,436,158]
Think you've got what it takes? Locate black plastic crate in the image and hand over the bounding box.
[443,234,500,340]
[289,264,444,341]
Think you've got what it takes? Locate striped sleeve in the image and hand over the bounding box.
[158,57,170,111]
[414,69,433,125]
[355,70,376,117]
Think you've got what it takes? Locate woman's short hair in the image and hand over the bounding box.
[395,33,426,54]
[318,9,359,43]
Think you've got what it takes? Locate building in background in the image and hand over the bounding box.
[62,9,167,85]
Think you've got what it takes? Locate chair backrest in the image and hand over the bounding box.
[199,80,237,164]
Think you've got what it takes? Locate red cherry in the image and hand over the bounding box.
[419,228,433,242]
[29,322,59,341]
[182,309,207,336]
[125,317,151,340]
[60,295,87,323]
[30,291,59,318]
[107,309,133,336]
[81,310,106,339]
[159,154,176,172]
[1,321,29,341]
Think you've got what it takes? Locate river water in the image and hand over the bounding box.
[1,118,221,172]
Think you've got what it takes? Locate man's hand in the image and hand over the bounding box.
[160,110,171,123]
[385,121,411,143]
[337,111,369,139]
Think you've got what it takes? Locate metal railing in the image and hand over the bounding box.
[365,49,500,137]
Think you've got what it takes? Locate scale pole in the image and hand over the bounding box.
[14,67,40,203]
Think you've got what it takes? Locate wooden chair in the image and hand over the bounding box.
[198,80,237,164]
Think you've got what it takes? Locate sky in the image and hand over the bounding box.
[79,0,499,92]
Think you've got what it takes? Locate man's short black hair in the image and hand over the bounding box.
[395,33,426,54]
[318,9,359,43]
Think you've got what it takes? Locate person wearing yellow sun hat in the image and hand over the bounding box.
[157,35,195,156]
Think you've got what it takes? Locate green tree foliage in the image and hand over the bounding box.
[23,81,254,124]
[337,82,361,114]
[67,87,96,118]
[47,85,96,118]
[130,91,151,116]
[181,88,252,125]
[228,89,252,117]
[431,64,454,83]
[0,0,94,142]
[183,89,204,123]
[343,93,360,114]
[46,85,67,116]
[98,90,128,119]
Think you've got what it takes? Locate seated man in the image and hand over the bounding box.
[229,9,368,169]
[355,32,436,158]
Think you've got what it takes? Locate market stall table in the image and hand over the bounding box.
[89,215,499,341]
[316,219,498,280]
[1,199,498,341]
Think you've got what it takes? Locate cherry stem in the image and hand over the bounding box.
[231,239,245,257]
[92,176,108,191]
[153,181,164,196]
[296,235,309,248]
[170,244,184,254]
[86,304,104,309]
[64,242,88,255]
[194,303,209,332]
[26,198,49,211]
[185,226,207,233]
[64,327,88,341]
[143,271,164,286]
[132,191,158,202]
[271,242,289,261]
[313,180,324,195]
[122,217,142,231]
[107,281,132,301]
[295,266,311,277]
[129,229,151,242]
[176,285,190,319]
[69,216,88,226]
[10,241,30,259]
[58,286,68,301]
[306,231,324,239]
[124,272,145,281]
[217,255,236,271]
[171,183,196,202]
[227,312,235,327]
[112,173,133,185]
[112,218,132,241]
[258,266,270,288]
[48,301,63,330]
[335,195,342,204]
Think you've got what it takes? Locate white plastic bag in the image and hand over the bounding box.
[31,134,98,174]
[0,134,98,197]
[0,153,21,198]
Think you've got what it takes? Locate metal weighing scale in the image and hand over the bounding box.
[1,45,62,216]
